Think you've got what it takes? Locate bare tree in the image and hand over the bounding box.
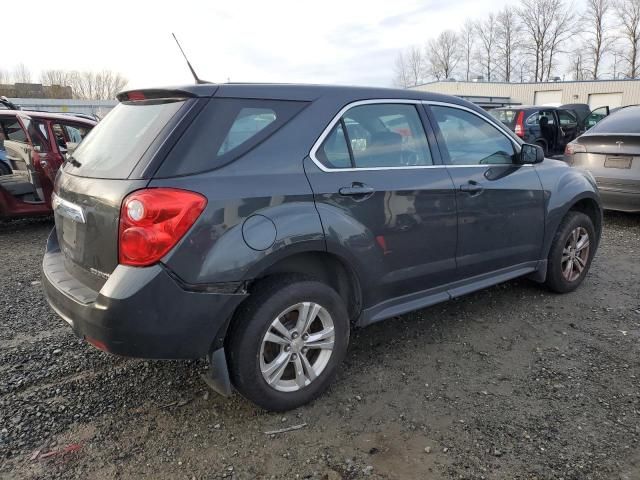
[40,69,74,86]
[427,30,460,80]
[568,49,589,79]
[459,20,476,81]
[496,6,521,81]
[392,52,411,88]
[476,14,498,81]
[392,46,426,87]
[616,0,640,78]
[0,69,10,84]
[583,0,614,79]
[68,70,128,100]
[12,64,32,83]
[519,0,573,81]
[544,0,575,80]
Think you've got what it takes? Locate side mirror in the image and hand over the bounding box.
[520,143,544,164]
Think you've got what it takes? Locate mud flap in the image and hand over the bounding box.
[201,347,233,396]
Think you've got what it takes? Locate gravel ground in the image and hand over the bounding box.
[0,212,639,480]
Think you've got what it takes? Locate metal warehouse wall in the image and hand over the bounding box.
[8,98,117,118]
[411,80,640,107]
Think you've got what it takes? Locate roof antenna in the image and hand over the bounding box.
[172,33,209,84]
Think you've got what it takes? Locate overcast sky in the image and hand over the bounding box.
[5,0,520,89]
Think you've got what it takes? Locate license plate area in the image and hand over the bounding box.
[604,156,632,169]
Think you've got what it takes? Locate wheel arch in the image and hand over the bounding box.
[248,250,363,323]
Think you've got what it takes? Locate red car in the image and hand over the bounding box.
[0,110,96,220]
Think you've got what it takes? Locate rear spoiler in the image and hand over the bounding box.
[117,85,220,102]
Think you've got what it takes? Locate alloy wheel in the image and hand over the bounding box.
[260,302,335,392]
[561,226,590,282]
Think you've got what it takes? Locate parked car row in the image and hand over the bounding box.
[490,103,609,156]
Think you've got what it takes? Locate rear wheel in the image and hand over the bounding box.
[227,276,349,411]
[545,212,595,293]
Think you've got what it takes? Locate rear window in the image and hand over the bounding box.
[156,98,308,177]
[588,106,640,134]
[490,109,518,128]
[64,99,187,178]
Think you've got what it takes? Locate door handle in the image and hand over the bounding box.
[459,181,483,194]
[339,183,374,197]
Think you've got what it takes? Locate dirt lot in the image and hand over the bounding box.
[0,212,639,480]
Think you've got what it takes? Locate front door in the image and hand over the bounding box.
[426,103,545,280]
[304,101,458,307]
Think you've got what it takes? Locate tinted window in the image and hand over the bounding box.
[66,99,187,178]
[588,106,640,134]
[218,108,276,155]
[490,109,518,128]
[557,110,577,126]
[157,98,308,177]
[316,103,432,169]
[317,123,351,168]
[1,118,28,143]
[526,110,556,126]
[431,106,515,165]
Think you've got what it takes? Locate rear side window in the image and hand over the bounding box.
[65,99,187,179]
[157,98,308,177]
[589,106,640,134]
[1,118,28,143]
[490,109,518,128]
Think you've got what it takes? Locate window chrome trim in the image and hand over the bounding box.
[309,99,438,173]
[308,99,526,173]
[422,100,522,151]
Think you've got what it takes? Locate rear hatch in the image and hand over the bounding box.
[53,90,202,290]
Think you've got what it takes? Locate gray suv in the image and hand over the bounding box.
[42,84,602,411]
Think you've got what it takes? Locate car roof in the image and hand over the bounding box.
[0,109,96,125]
[119,82,480,108]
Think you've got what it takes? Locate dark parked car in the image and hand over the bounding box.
[42,84,602,411]
[565,105,640,212]
[0,110,95,219]
[490,105,608,156]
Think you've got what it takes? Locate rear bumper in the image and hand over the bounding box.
[42,230,247,359]
[599,188,640,213]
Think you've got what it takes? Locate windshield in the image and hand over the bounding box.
[65,98,187,178]
[489,109,518,128]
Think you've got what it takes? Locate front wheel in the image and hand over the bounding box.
[227,277,350,411]
[545,212,596,293]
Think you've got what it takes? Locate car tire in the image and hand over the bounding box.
[227,275,350,411]
[545,211,596,293]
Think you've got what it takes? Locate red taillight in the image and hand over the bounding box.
[118,188,207,267]
[564,142,586,155]
[126,91,146,101]
[514,111,525,138]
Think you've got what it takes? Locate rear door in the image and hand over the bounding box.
[53,94,195,288]
[304,100,458,307]
[425,103,545,281]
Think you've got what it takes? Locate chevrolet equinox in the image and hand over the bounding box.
[43,84,602,411]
